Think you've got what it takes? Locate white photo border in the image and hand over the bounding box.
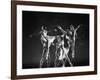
[16,4,95,76]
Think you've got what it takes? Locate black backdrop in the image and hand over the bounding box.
[22,11,89,69]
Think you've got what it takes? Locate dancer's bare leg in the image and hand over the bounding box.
[66,54,73,67]
[40,47,47,68]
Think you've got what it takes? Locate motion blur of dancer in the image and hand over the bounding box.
[40,26,56,68]
[54,26,73,67]
[55,25,80,67]
[40,25,80,67]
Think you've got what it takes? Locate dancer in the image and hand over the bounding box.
[69,25,80,58]
[56,26,73,67]
[40,26,56,68]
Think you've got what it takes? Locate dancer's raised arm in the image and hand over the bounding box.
[57,26,66,34]
[75,25,81,32]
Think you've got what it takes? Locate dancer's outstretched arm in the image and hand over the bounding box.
[57,26,66,34]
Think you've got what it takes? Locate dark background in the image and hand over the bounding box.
[22,11,89,69]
